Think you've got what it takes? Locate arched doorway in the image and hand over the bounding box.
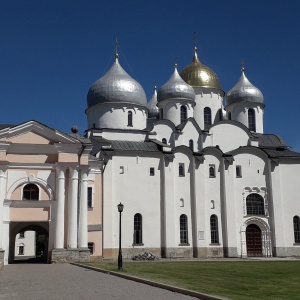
[9,223,49,264]
[246,224,262,257]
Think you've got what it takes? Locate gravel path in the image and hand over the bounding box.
[0,263,198,300]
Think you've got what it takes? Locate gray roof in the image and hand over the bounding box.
[0,124,16,130]
[87,57,147,108]
[110,140,159,151]
[252,133,286,148]
[263,148,300,158]
[68,133,91,144]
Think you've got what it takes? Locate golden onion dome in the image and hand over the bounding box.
[180,47,224,96]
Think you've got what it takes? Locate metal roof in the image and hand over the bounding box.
[252,133,286,148]
[110,140,159,152]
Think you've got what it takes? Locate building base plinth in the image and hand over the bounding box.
[51,248,90,263]
[0,249,4,269]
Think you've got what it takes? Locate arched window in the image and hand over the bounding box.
[246,194,265,215]
[180,214,188,244]
[293,216,300,244]
[228,112,231,120]
[189,139,194,151]
[179,163,185,177]
[162,138,167,144]
[248,109,256,132]
[134,213,143,244]
[210,215,219,244]
[23,184,39,200]
[128,111,133,127]
[180,105,187,123]
[204,107,212,130]
[209,165,215,178]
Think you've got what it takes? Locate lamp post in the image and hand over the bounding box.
[117,202,124,270]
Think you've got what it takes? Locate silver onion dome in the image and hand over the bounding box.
[147,86,159,118]
[157,65,195,102]
[226,67,264,107]
[87,54,147,108]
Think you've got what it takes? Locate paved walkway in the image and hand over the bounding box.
[0,263,198,300]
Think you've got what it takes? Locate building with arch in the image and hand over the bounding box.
[1,42,300,267]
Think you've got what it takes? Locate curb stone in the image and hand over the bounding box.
[71,262,228,300]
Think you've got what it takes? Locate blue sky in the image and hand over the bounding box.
[1,1,300,150]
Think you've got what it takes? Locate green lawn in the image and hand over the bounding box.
[83,260,300,300]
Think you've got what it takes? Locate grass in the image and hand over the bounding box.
[83,260,300,299]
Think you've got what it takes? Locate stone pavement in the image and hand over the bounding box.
[0,263,198,300]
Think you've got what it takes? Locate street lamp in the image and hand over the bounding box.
[117,202,124,270]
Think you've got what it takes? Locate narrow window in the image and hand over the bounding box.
[209,165,215,178]
[180,198,184,207]
[210,215,219,244]
[204,107,212,130]
[179,163,185,177]
[228,112,231,120]
[128,111,133,127]
[134,213,143,244]
[236,166,242,178]
[180,214,188,244]
[160,108,164,120]
[180,105,187,123]
[19,246,24,255]
[211,200,215,209]
[19,231,25,238]
[162,138,167,144]
[150,167,155,176]
[189,139,194,151]
[248,109,256,132]
[87,187,93,208]
[293,216,300,244]
[88,242,94,254]
[23,184,39,200]
[246,194,265,215]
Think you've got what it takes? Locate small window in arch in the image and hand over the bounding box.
[180,214,188,244]
[128,111,133,127]
[209,165,215,178]
[180,198,184,207]
[228,112,232,120]
[162,138,167,144]
[134,213,143,245]
[88,242,94,255]
[23,184,39,200]
[293,216,300,244]
[19,231,25,238]
[179,163,185,177]
[189,139,194,151]
[248,109,256,132]
[210,214,219,244]
[19,246,24,255]
[150,167,155,176]
[236,166,242,178]
[180,105,187,123]
[87,187,93,208]
[204,107,212,130]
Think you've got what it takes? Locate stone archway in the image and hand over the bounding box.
[240,217,272,258]
[9,222,49,264]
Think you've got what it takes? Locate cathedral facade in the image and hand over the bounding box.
[0,44,300,266]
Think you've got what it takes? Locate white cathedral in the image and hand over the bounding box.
[0,43,300,266]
